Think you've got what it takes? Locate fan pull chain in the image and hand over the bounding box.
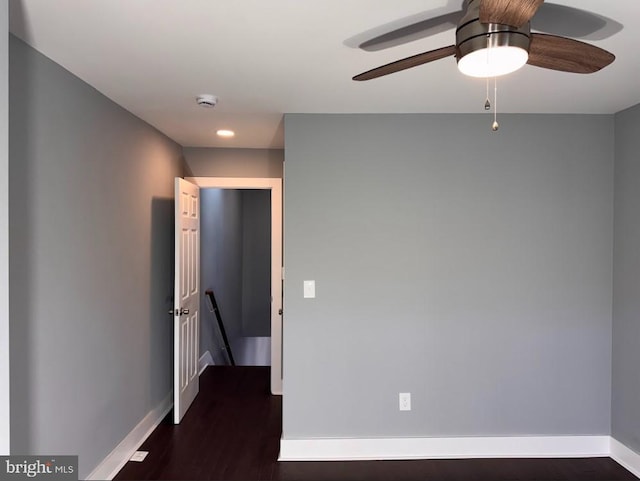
[492,77,499,132]
[484,35,492,111]
[485,77,491,110]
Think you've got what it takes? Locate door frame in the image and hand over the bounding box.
[187,176,283,395]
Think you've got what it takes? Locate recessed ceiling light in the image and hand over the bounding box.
[216,129,235,138]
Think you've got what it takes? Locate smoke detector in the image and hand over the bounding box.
[196,94,218,108]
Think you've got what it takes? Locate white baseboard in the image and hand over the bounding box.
[86,393,173,480]
[279,435,611,461]
[611,437,640,478]
[199,350,214,375]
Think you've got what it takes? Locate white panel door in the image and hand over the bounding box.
[174,178,200,423]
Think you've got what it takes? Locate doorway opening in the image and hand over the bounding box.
[201,188,270,367]
[187,177,282,395]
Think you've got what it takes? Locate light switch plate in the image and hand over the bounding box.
[303,280,315,298]
[399,392,411,411]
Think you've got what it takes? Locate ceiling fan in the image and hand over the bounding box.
[353,0,616,81]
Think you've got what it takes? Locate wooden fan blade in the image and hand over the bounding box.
[527,33,615,73]
[353,45,456,81]
[480,0,544,28]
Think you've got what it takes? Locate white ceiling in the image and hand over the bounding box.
[9,0,640,149]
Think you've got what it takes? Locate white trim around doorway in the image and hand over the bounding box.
[186,177,283,395]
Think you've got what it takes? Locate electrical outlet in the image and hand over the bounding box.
[399,392,411,411]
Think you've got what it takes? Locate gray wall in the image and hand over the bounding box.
[184,147,283,178]
[0,0,9,455]
[241,190,271,337]
[612,103,640,454]
[9,36,184,478]
[200,188,244,364]
[283,113,614,439]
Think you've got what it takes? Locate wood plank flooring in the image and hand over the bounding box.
[115,366,637,481]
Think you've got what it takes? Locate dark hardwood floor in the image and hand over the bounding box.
[115,366,637,481]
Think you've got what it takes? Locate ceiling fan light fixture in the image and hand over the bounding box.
[455,1,532,79]
[352,0,616,88]
[458,44,529,78]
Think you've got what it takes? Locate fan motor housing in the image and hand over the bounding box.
[456,0,531,61]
